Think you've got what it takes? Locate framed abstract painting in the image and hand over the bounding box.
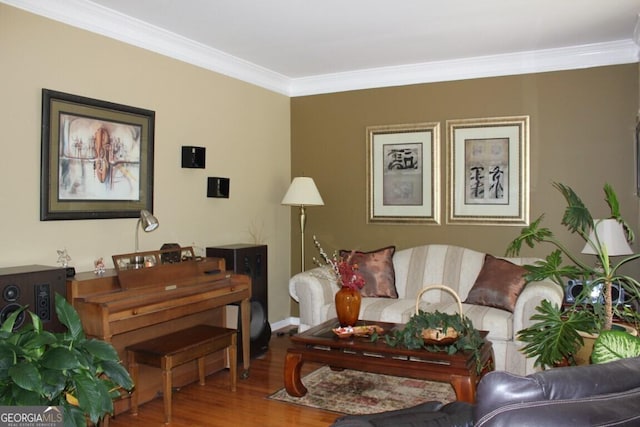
[41,89,155,220]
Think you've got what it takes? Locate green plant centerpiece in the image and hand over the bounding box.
[383,310,482,354]
[506,182,640,369]
[0,293,134,427]
[375,285,484,373]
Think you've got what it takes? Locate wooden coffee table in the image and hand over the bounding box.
[284,319,494,403]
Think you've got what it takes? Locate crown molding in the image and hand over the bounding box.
[291,40,640,96]
[2,0,291,95]
[3,0,639,97]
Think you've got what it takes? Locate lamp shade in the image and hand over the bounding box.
[281,177,324,206]
[582,218,632,256]
[140,209,159,232]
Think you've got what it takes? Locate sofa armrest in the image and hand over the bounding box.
[476,387,640,427]
[330,401,474,427]
[289,266,338,331]
[474,357,640,427]
[512,278,563,333]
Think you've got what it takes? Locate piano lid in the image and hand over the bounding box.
[112,246,202,290]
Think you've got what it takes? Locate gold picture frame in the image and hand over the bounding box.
[446,116,529,225]
[367,122,440,224]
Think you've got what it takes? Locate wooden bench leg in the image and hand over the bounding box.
[229,333,237,391]
[127,351,139,416]
[198,357,206,386]
[162,364,172,424]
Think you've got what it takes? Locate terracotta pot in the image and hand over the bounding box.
[335,286,361,327]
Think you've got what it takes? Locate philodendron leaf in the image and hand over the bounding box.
[81,339,119,362]
[41,347,80,370]
[591,329,640,364]
[54,293,84,340]
[553,182,592,234]
[8,361,42,393]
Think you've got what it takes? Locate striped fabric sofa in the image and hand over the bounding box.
[289,244,563,375]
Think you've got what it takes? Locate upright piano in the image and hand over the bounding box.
[67,247,251,414]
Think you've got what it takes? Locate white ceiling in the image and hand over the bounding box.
[4,0,640,96]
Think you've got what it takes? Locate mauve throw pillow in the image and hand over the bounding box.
[464,254,527,312]
[340,246,397,298]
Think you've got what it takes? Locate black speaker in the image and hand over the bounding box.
[207,177,230,198]
[206,244,270,361]
[565,279,626,305]
[181,146,206,168]
[0,265,67,332]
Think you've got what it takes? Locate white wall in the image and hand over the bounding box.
[0,4,293,324]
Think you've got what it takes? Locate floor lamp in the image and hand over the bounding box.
[282,177,324,272]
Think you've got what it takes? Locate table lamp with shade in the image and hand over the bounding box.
[282,177,324,272]
[581,218,633,330]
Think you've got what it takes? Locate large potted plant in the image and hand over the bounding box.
[506,182,640,368]
[0,293,134,427]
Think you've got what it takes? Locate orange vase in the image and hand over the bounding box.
[335,286,362,327]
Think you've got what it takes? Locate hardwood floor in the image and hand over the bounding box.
[108,327,341,427]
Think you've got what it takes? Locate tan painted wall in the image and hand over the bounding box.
[2,5,639,323]
[0,5,292,323]
[290,65,640,313]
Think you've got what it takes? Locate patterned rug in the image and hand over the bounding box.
[268,366,456,415]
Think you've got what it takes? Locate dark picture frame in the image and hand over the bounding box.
[41,89,155,220]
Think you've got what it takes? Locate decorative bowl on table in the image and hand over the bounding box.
[421,326,459,346]
[332,325,384,339]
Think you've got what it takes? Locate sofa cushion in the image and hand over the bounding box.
[462,304,512,341]
[341,246,397,298]
[464,255,527,312]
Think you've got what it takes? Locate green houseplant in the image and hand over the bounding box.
[506,182,640,369]
[591,329,640,364]
[0,293,133,427]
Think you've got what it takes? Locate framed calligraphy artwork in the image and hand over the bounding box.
[367,122,440,224]
[41,89,155,220]
[446,116,529,225]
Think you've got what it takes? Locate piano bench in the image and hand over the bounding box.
[126,324,237,424]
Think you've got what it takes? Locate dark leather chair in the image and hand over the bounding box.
[330,356,640,427]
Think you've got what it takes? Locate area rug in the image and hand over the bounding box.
[268,366,456,415]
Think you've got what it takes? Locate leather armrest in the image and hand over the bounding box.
[475,387,640,427]
[330,401,473,427]
[475,357,640,422]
